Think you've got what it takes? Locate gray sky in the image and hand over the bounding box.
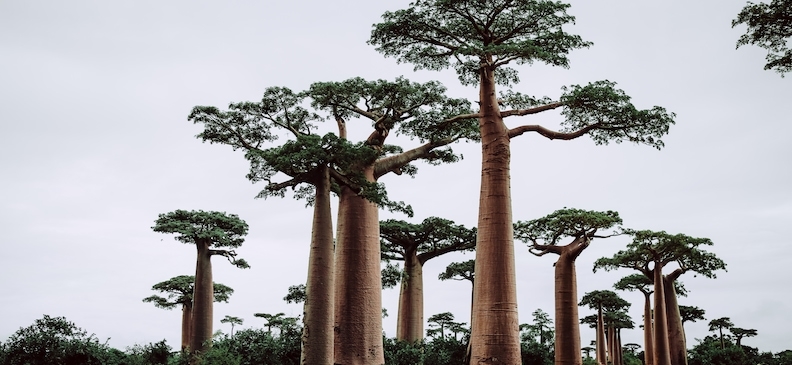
[1,0,789,355]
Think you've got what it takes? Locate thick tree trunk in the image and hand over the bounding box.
[554,253,582,365]
[608,326,616,365]
[470,60,521,365]
[301,166,335,365]
[652,264,671,365]
[181,302,192,351]
[191,241,213,356]
[596,307,607,365]
[662,276,687,365]
[615,329,623,365]
[642,293,654,365]
[396,250,423,342]
[334,166,384,365]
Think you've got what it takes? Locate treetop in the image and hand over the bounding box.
[370,0,591,86]
[380,216,476,263]
[514,208,622,246]
[152,210,248,249]
[579,289,630,311]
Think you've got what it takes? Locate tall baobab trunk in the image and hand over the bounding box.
[302,166,334,365]
[615,329,623,365]
[596,307,607,365]
[555,251,583,365]
[191,241,214,355]
[334,166,384,365]
[663,275,687,365]
[608,326,616,365]
[396,249,423,342]
[642,293,654,365]
[470,58,521,365]
[181,302,192,351]
[652,263,671,365]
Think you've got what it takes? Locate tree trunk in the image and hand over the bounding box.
[642,293,654,365]
[596,307,607,365]
[608,326,615,365]
[334,166,384,365]
[615,329,623,365]
[181,302,192,351]
[554,252,582,365]
[470,59,521,365]
[301,166,335,365]
[191,241,213,356]
[396,249,423,343]
[652,263,671,365]
[662,276,687,365]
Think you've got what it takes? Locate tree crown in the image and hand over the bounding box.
[142,275,233,309]
[370,0,591,86]
[733,0,792,75]
[380,216,476,264]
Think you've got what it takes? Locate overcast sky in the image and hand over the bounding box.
[1,0,789,355]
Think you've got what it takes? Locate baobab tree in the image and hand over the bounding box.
[427,312,457,339]
[193,77,477,364]
[380,216,476,342]
[191,87,338,365]
[370,2,676,362]
[594,230,726,365]
[730,327,758,348]
[733,0,792,75]
[255,312,286,334]
[514,208,623,365]
[708,317,734,350]
[143,275,234,350]
[152,210,249,357]
[613,274,654,365]
[579,290,630,365]
[220,315,243,336]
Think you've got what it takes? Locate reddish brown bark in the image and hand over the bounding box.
[470,61,521,365]
[652,263,671,365]
[190,240,213,355]
[301,166,334,365]
[663,274,687,365]
[545,241,586,365]
[642,292,654,365]
[181,302,192,351]
[333,167,384,365]
[596,307,607,365]
[396,250,423,342]
[608,326,616,365]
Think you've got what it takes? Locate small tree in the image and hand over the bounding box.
[143,275,233,350]
[427,312,456,339]
[152,210,249,356]
[515,208,622,365]
[380,216,476,342]
[708,317,734,350]
[579,290,630,365]
[613,274,654,365]
[733,0,792,75]
[730,327,758,348]
[254,312,286,334]
[220,316,243,336]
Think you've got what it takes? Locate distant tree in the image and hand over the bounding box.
[595,230,726,365]
[708,317,734,350]
[519,309,555,348]
[581,346,595,359]
[221,316,244,336]
[152,210,249,356]
[427,312,456,339]
[254,312,286,334]
[380,216,476,342]
[614,274,654,365]
[730,327,758,348]
[733,0,792,75]
[1,315,109,365]
[143,275,234,350]
[579,290,630,365]
[515,208,622,365]
[370,1,676,361]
